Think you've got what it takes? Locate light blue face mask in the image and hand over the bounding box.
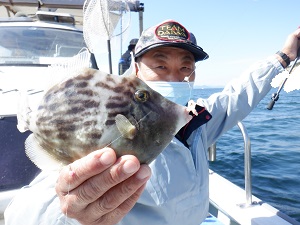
[133,59,195,106]
[145,81,194,106]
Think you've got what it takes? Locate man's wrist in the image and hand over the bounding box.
[276,51,290,68]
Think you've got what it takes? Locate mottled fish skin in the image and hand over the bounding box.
[23,68,193,168]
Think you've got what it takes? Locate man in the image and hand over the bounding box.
[5,20,300,225]
[118,38,139,75]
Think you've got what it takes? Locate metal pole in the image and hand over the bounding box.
[139,10,143,35]
[208,143,217,161]
[120,10,123,58]
[138,2,144,35]
[237,121,252,206]
[107,39,112,74]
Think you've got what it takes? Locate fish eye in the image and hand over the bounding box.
[134,90,149,102]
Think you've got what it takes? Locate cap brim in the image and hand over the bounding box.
[135,42,209,62]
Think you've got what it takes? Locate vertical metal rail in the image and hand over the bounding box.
[237,121,252,206]
[208,143,217,161]
[138,3,144,35]
[208,121,252,206]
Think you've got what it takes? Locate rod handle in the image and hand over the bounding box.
[267,100,276,110]
[267,93,279,110]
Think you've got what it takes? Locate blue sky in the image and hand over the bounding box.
[101,0,300,87]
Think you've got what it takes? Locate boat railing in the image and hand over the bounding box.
[208,121,252,206]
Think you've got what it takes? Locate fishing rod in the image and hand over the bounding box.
[267,48,300,110]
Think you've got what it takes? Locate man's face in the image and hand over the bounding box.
[136,47,196,82]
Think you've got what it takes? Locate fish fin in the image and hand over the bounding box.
[25,134,64,171]
[46,48,92,91]
[115,114,137,140]
[16,90,32,133]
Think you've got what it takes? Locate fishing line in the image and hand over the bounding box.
[106,110,153,147]
[106,58,205,153]
[101,56,205,149]
[64,167,73,225]
[63,102,170,224]
[62,109,153,225]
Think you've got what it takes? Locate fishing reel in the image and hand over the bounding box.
[267,93,279,110]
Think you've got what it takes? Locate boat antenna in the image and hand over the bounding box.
[267,47,300,110]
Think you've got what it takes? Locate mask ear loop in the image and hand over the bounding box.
[182,60,203,102]
[183,68,195,83]
[183,54,208,83]
[182,53,209,102]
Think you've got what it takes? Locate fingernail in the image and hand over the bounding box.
[136,166,151,180]
[99,150,115,166]
[122,160,139,174]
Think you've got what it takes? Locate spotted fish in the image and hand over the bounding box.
[18,68,196,170]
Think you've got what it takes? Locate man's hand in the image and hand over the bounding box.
[281,27,300,62]
[55,148,151,225]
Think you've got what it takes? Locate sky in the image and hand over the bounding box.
[101,0,300,87]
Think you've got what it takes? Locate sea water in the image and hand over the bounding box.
[193,87,300,222]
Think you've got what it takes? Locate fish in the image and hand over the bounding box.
[17,68,196,170]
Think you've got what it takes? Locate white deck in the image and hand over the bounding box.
[209,169,299,225]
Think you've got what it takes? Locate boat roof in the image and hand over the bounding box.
[0,11,82,30]
[0,0,142,11]
[0,0,143,26]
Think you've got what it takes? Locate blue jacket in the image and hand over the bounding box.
[5,56,284,225]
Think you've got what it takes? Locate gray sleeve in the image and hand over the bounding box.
[197,56,284,146]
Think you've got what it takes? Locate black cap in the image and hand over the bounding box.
[135,20,209,62]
